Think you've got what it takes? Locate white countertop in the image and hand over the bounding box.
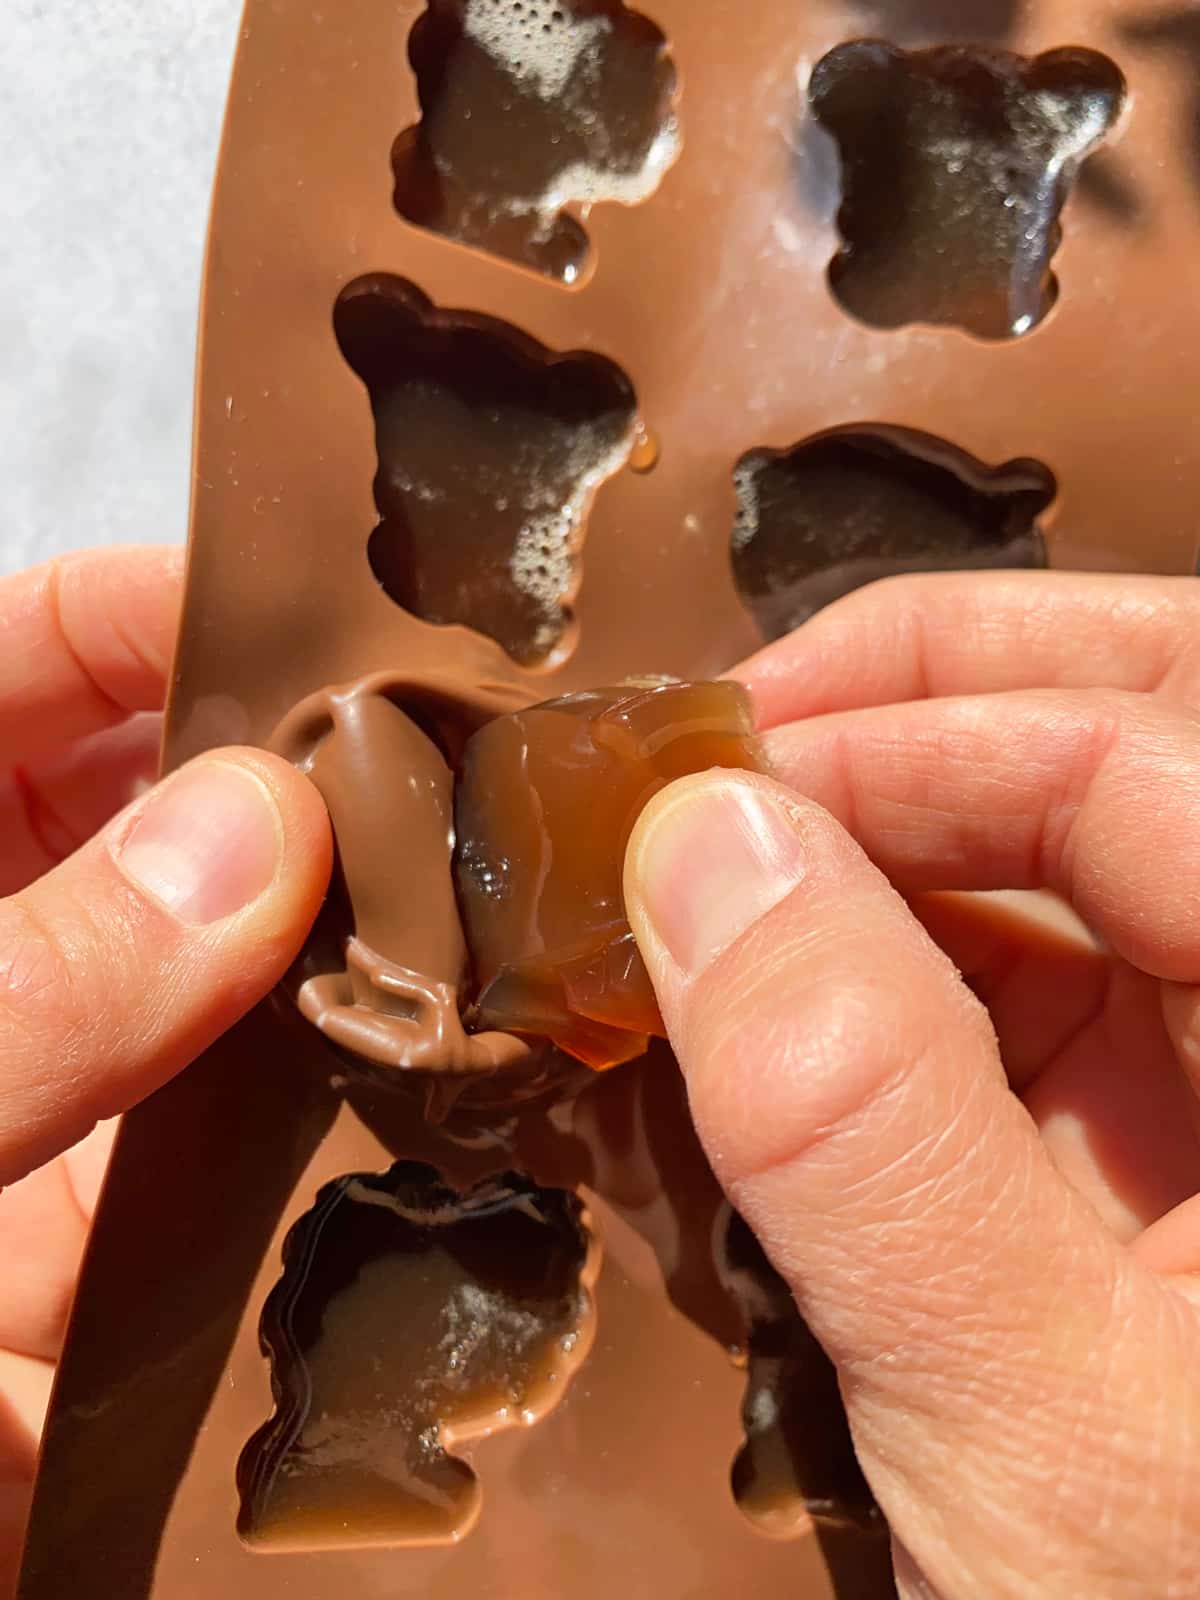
[1,0,242,574]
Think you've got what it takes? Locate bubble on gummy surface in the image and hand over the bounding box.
[809,42,1126,338]
[394,0,680,282]
[464,0,608,100]
[335,276,636,667]
[237,1163,594,1550]
[508,424,632,653]
[731,427,1054,641]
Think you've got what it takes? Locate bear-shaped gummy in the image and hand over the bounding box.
[335,275,636,666]
[731,427,1054,642]
[393,0,680,283]
[810,42,1126,338]
[238,1164,595,1549]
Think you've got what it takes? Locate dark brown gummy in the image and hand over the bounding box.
[238,1163,595,1549]
[454,680,765,1069]
[335,275,636,666]
[393,0,680,283]
[732,427,1053,641]
[810,43,1126,338]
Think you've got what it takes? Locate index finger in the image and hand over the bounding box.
[1,546,183,767]
[764,686,1200,984]
[733,571,1200,730]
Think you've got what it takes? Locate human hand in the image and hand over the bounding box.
[0,548,331,1592]
[625,572,1200,1599]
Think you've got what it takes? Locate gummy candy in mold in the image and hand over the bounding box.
[454,680,766,1069]
[238,1163,596,1549]
[334,274,637,667]
[810,42,1126,338]
[731,426,1053,641]
[393,0,681,283]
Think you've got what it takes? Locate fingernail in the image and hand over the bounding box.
[629,776,807,979]
[114,761,282,925]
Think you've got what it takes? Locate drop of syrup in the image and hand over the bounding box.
[629,422,660,474]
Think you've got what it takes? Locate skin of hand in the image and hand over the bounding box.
[5,552,1199,1600]
[0,547,332,1594]
[625,571,1200,1600]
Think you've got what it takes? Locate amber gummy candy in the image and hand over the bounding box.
[453,680,765,1069]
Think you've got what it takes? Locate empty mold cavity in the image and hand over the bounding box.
[238,1163,595,1550]
[731,427,1054,641]
[719,1211,882,1541]
[809,42,1126,338]
[392,0,680,283]
[335,275,636,666]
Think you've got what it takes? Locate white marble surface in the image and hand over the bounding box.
[0,0,242,575]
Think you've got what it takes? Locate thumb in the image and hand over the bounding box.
[624,771,1198,1599]
[0,749,331,1184]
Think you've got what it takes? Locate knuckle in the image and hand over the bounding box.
[855,1278,1200,1598]
[0,899,79,1030]
[682,880,1000,1201]
[688,933,945,1185]
[0,892,115,1069]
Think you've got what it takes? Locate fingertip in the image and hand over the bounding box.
[217,747,334,894]
[142,746,333,943]
[724,642,803,731]
[100,744,334,996]
[625,770,819,998]
[249,747,335,935]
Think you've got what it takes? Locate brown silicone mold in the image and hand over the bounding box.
[19,3,1200,1599]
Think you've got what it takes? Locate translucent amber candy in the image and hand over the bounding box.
[453,680,765,1070]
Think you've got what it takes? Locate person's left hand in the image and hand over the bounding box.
[0,547,333,1592]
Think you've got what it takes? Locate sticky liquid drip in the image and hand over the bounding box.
[628,421,660,473]
[720,1211,883,1542]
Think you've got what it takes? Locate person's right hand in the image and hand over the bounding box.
[625,572,1200,1599]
